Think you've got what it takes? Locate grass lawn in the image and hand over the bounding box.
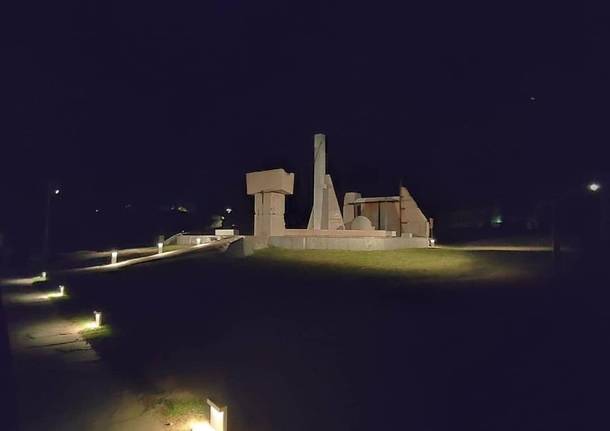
[37,246,608,430]
[248,247,552,283]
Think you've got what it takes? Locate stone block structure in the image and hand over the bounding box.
[246,168,294,237]
[307,133,345,230]
[244,133,432,250]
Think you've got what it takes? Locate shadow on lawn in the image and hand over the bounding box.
[50,248,609,431]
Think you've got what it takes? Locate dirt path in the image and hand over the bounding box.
[1,284,166,431]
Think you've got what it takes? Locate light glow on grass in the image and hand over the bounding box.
[250,247,550,282]
[190,420,214,431]
[47,285,65,299]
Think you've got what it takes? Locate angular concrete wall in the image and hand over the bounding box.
[400,186,429,238]
[323,175,345,230]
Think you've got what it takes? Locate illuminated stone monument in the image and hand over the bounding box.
[246,168,294,237]
[307,133,345,231]
[244,133,431,250]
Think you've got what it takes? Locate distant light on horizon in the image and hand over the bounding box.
[588,182,601,192]
[54,189,60,195]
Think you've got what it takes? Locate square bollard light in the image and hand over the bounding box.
[41,271,47,280]
[157,242,164,254]
[196,238,202,245]
[93,311,102,328]
[207,399,227,431]
[58,285,65,296]
[110,251,118,264]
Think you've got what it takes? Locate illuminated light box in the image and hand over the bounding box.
[190,421,214,431]
[93,311,102,328]
[207,399,227,431]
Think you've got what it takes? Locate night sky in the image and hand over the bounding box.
[4,2,610,249]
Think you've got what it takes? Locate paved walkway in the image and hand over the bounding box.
[63,236,240,274]
[0,238,242,430]
[1,283,165,431]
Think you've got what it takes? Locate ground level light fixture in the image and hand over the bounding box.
[157,242,164,253]
[110,251,118,264]
[93,311,102,328]
[190,422,213,431]
[208,399,227,431]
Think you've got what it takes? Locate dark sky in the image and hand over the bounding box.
[4,1,610,240]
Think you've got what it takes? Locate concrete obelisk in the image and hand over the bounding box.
[308,133,326,230]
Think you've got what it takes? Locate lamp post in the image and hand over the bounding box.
[551,181,602,267]
[42,184,60,269]
[587,181,607,243]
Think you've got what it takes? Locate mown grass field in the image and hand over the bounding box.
[248,247,552,282]
[32,245,608,431]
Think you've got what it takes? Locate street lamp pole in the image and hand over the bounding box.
[550,181,602,269]
[42,184,59,269]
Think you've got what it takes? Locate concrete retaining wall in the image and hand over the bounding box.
[173,235,218,246]
[268,236,430,250]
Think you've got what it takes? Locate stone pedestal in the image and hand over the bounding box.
[246,168,294,237]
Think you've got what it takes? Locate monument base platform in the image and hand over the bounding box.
[268,235,430,251]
